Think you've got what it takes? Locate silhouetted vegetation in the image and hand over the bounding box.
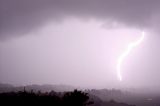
[0,89,92,106]
[0,84,140,106]
[0,88,136,106]
[63,90,92,106]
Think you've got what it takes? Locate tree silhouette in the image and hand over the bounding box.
[0,89,93,106]
[63,89,92,106]
[0,89,135,106]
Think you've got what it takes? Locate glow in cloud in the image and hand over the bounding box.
[117,31,145,81]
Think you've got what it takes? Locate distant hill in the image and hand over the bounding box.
[86,89,160,106]
[0,83,75,92]
[0,83,15,92]
[18,84,75,92]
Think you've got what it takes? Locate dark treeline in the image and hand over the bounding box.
[0,89,135,106]
[0,89,92,106]
[1,83,160,106]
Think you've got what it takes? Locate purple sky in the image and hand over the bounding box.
[0,0,160,90]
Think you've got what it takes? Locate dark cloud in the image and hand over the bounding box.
[0,0,159,39]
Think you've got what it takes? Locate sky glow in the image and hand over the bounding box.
[117,31,145,81]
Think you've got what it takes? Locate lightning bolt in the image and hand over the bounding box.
[117,31,145,81]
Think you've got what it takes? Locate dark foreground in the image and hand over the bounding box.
[0,89,135,106]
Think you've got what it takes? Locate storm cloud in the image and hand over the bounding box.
[0,0,160,40]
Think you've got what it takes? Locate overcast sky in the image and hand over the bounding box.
[0,0,160,90]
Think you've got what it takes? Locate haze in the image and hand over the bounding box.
[0,0,160,91]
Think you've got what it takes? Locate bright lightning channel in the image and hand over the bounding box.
[117,31,145,81]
